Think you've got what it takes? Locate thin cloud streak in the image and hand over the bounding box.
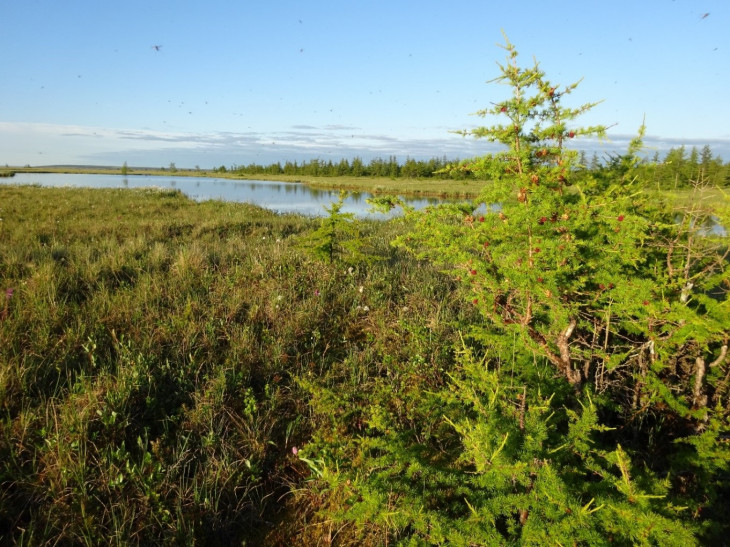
[1,121,729,169]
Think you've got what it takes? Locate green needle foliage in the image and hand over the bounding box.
[395,35,729,427]
[295,36,730,545]
[398,36,638,389]
[300,191,375,265]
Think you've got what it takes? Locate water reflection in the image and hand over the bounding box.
[675,214,728,237]
[2,173,461,218]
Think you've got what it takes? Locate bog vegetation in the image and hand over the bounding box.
[1,39,729,545]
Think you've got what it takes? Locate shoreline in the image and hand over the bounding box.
[2,166,484,199]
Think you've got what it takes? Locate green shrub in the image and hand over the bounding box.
[293,36,729,545]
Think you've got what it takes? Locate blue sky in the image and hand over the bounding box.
[1,0,728,168]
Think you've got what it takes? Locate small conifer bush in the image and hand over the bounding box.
[294,35,730,545]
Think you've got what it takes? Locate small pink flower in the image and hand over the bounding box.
[5,288,12,299]
[291,446,298,455]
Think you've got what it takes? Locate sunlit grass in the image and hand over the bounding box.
[233,173,485,198]
[0,185,468,544]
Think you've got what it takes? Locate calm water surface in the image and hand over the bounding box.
[2,173,455,218]
[4,173,726,234]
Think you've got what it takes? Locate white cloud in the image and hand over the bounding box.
[1,121,729,169]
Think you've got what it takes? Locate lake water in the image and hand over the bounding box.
[3,173,726,234]
[1,173,453,218]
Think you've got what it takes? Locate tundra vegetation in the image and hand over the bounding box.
[1,39,729,545]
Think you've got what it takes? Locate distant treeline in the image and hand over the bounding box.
[215,144,729,188]
[217,155,462,179]
[635,144,729,188]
